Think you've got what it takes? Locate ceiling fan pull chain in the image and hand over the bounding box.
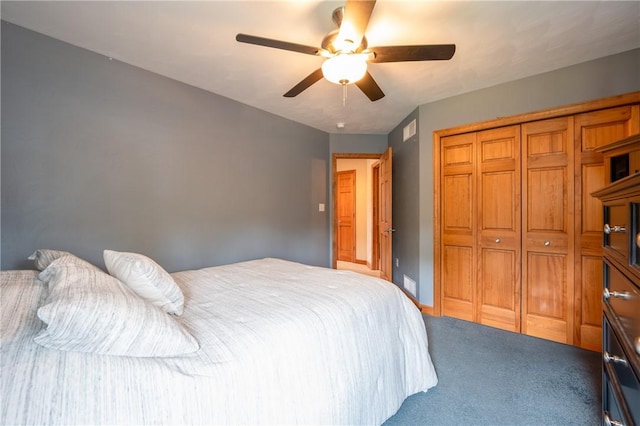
[342,83,347,107]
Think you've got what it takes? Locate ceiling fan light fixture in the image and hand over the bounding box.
[236,0,455,101]
[321,54,368,85]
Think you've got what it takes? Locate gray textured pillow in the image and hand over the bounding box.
[103,250,184,316]
[28,249,97,271]
[35,257,199,357]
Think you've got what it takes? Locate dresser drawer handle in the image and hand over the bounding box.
[603,351,628,367]
[604,412,624,426]
[604,224,626,234]
[603,288,631,301]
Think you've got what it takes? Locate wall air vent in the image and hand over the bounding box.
[403,119,416,142]
[403,274,417,297]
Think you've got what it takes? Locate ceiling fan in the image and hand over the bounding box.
[236,0,455,102]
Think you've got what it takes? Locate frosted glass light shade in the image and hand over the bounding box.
[321,54,368,85]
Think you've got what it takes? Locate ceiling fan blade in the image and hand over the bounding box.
[355,71,385,101]
[369,44,456,63]
[338,0,376,49]
[236,33,320,56]
[284,69,325,98]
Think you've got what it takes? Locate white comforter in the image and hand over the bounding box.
[1,258,437,425]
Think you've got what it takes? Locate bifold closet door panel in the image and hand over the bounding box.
[441,133,476,321]
[521,117,575,344]
[476,126,521,332]
[574,105,640,350]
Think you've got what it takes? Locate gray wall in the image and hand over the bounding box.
[388,109,420,294]
[1,22,330,271]
[329,133,388,154]
[415,48,640,306]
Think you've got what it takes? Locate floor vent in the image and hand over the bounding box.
[403,274,416,297]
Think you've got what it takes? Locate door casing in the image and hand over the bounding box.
[332,152,390,279]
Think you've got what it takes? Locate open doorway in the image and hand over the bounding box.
[332,151,390,279]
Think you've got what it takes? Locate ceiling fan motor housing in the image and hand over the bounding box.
[321,30,368,54]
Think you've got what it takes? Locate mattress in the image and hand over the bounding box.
[1,258,437,425]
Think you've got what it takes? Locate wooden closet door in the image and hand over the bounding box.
[477,126,521,332]
[574,105,640,350]
[521,117,575,344]
[441,133,476,321]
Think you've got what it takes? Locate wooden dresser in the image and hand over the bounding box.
[592,134,640,426]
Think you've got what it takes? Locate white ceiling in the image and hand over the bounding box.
[2,1,639,134]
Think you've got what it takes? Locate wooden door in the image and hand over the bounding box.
[574,105,640,350]
[371,162,380,271]
[379,148,393,281]
[476,126,521,332]
[337,170,356,262]
[441,132,476,321]
[521,117,575,344]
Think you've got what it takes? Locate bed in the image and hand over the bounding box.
[1,250,438,425]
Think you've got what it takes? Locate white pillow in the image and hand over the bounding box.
[103,250,184,316]
[35,257,199,357]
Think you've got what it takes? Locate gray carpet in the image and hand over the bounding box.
[383,315,601,426]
